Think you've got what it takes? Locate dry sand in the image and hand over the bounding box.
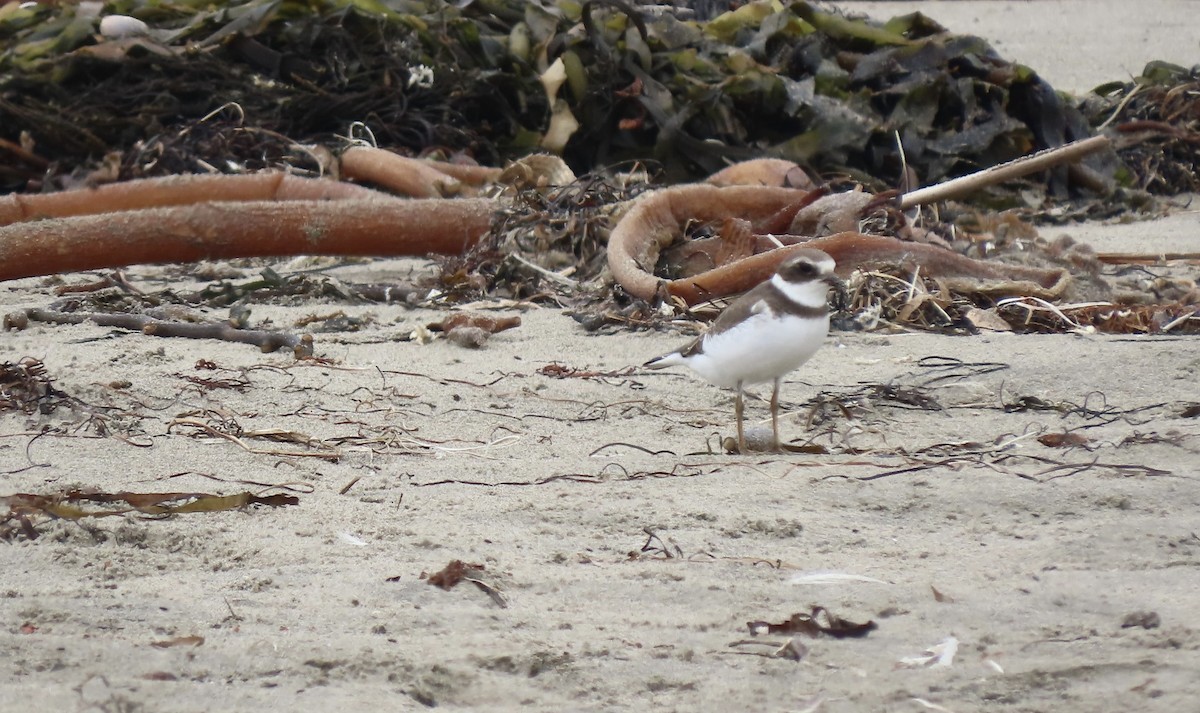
[3,2,1199,712]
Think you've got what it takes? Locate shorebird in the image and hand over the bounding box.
[643,248,841,452]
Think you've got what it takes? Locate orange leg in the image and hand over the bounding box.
[735,382,746,453]
[770,377,782,452]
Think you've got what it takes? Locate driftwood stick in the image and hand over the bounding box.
[0,198,494,281]
[898,135,1112,209]
[5,308,315,356]
[0,173,390,227]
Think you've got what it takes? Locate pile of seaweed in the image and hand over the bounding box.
[1,0,1196,213]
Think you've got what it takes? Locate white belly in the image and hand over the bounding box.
[685,313,829,389]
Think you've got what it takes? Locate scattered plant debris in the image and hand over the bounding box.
[636,527,684,560]
[421,559,507,607]
[726,636,809,662]
[424,560,487,590]
[0,357,72,415]
[168,413,341,461]
[1,489,298,540]
[1085,62,1200,196]
[747,607,878,640]
[537,363,638,381]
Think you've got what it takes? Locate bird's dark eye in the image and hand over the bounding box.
[777,254,830,282]
[787,261,814,277]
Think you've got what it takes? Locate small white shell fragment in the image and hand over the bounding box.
[100,15,150,39]
[406,64,434,89]
[789,571,889,585]
[910,699,953,712]
[899,635,959,668]
[409,323,434,344]
[337,532,368,547]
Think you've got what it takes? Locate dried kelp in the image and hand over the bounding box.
[0,357,73,415]
[0,0,1137,207]
[747,607,878,639]
[1,1,1194,343]
[420,559,507,607]
[1086,62,1200,195]
[490,170,649,283]
[996,298,1200,335]
[424,560,487,590]
[168,412,341,460]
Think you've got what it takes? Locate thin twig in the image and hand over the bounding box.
[1097,84,1143,130]
[506,253,580,287]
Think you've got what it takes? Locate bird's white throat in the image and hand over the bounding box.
[770,273,831,310]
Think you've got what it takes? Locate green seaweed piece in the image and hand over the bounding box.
[705,0,780,45]
[1140,60,1191,85]
[791,1,912,48]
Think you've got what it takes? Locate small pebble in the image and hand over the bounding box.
[1120,611,1161,630]
[723,425,776,453]
[446,326,490,349]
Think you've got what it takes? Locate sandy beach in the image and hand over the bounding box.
[2,2,1198,711]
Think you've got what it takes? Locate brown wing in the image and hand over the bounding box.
[702,282,775,340]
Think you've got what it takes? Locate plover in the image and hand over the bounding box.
[643,248,842,452]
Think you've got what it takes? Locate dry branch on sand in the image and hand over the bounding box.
[4,308,314,357]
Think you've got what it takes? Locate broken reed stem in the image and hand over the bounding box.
[899,135,1112,209]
